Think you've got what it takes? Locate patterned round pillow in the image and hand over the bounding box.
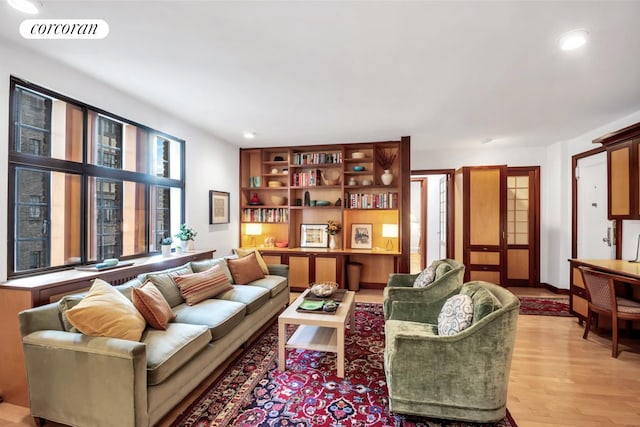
[437,294,474,336]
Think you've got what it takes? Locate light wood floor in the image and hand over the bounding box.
[2,288,639,427]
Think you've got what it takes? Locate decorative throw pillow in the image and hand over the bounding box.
[234,248,269,275]
[413,265,437,288]
[226,252,266,284]
[145,264,193,307]
[58,295,84,332]
[173,264,234,306]
[132,281,176,330]
[437,294,474,336]
[64,278,146,341]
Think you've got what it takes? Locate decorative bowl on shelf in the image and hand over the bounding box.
[309,281,339,297]
[352,165,365,172]
[361,179,372,186]
[275,241,288,248]
[352,152,365,159]
[271,195,287,206]
[268,181,283,187]
[315,200,331,206]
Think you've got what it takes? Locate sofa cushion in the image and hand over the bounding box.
[460,282,503,324]
[227,252,265,284]
[143,264,193,307]
[247,275,289,298]
[234,248,270,275]
[173,265,234,306]
[172,299,246,340]
[64,278,146,341]
[132,281,175,330]
[437,294,473,336]
[413,265,437,288]
[190,258,234,283]
[142,323,211,385]
[216,285,270,314]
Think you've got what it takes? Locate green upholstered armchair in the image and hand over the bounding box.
[383,258,465,322]
[384,281,520,423]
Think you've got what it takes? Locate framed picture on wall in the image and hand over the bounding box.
[209,190,230,224]
[351,223,372,249]
[300,224,328,248]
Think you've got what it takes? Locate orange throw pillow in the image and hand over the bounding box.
[64,278,146,341]
[173,264,234,306]
[132,281,175,330]
[227,252,266,284]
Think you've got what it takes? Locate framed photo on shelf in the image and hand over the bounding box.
[351,223,372,249]
[300,224,328,248]
[209,190,230,224]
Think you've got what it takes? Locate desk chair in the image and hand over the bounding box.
[579,266,640,358]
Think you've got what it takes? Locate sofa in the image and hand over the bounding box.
[384,281,519,423]
[18,255,289,427]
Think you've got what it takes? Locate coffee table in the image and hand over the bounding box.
[278,289,356,378]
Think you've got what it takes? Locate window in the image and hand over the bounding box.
[507,176,529,245]
[8,77,185,276]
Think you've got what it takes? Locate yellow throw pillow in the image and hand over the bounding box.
[132,281,176,330]
[234,248,269,275]
[227,252,266,284]
[173,264,234,306]
[65,278,146,341]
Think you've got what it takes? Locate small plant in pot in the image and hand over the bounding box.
[160,236,173,256]
[175,224,197,251]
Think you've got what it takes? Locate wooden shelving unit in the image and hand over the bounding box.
[239,137,410,289]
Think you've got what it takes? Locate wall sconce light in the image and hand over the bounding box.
[245,223,263,247]
[382,223,398,251]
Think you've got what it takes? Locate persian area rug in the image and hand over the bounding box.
[172,303,517,427]
[518,296,572,317]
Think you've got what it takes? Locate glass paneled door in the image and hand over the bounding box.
[506,167,540,286]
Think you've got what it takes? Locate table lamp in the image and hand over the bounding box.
[382,223,398,251]
[246,223,262,247]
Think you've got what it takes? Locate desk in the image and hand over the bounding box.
[568,259,640,321]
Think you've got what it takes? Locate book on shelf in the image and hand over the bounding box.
[344,192,398,209]
[242,208,289,223]
[292,151,342,165]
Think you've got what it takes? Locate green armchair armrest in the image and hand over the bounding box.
[267,263,289,278]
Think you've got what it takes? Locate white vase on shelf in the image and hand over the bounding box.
[329,234,337,249]
[381,169,393,186]
[180,240,188,252]
[161,245,171,256]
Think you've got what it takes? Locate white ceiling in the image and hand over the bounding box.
[1,0,640,150]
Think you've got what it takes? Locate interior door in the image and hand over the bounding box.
[577,152,616,259]
[506,167,540,287]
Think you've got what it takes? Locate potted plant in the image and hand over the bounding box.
[376,149,397,185]
[175,224,197,251]
[160,236,173,256]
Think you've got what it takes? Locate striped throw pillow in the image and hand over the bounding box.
[173,264,234,306]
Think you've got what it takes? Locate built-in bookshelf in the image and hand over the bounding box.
[239,137,410,288]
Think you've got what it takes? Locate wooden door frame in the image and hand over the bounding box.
[506,166,541,287]
[410,177,428,270]
[411,169,455,261]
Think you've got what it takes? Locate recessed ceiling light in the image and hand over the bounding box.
[559,29,588,51]
[7,0,39,14]
[243,131,256,140]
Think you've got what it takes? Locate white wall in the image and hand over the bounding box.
[410,110,640,290]
[0,42,239,282]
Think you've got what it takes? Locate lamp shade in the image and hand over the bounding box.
[246,223,263,236]
[382,223,398,238]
